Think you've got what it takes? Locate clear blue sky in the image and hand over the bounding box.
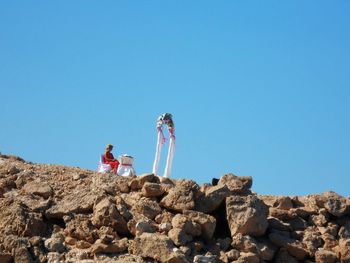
[1,1,349,196]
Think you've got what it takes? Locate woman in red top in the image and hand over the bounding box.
[102,144,119,174]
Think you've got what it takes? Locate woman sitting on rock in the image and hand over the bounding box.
[102,144,119,174]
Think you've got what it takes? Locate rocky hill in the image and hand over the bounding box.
[0,154,349,263]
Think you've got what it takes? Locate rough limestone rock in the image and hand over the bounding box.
[181,210,215,241]
[64,214,98,244]
[91,197,128,235]
[218,173,252,194]
[0,200,47,237]
[160,180,200,212]
[269,232,309,260]
[46,188,96,219]
[338,221,350,239]
[231,233,259,254]
[226,194,268,237]
[14,246,34,263]
[129,232,188,262]
[90,238,128,254]
[195,184,231,213]
[168,214,202,246]
[133,197,162,220]
[260,195,294,210]
[23,181,53,199]
[129,173,160,191]
[302,227,324,256]
[315,249,338,263]
[339,238,350,262]
[44,234,65,253]
[141,182,165,197]
[236,252,260,263]
[323,191,350,217]
[0,154,349,263]
[135,220,157,236]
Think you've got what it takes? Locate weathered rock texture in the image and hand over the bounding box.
[0,154,350,263]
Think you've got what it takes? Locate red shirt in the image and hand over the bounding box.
[102,152,115,163]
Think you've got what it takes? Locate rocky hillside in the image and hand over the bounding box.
[0,154,349,263]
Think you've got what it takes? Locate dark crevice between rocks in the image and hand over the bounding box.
[212,199,230,239]
[28,246,40,263]
[117,230,134,240]
[43,215,66,236]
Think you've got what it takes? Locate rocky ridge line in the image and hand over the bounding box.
[0,154,349,263]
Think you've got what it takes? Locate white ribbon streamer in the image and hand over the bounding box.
[164,135,175,178]
[152,129,164,175]
[152,113,176,177]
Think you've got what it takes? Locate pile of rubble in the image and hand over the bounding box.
[0,154,349,263]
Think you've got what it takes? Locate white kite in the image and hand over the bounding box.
[152,113,175,178]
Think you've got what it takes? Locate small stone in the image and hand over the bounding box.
[65,236,77,246]
[142,182,165,197]
[76,240,92,249]
[315,249,338,263]
[44,236,65,253]
[193,254,218,263]
[226,249,240,261]
[159,222,172,232]
[8,165,20,175]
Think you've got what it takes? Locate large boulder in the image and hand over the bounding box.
[142,182,165,197]
[323,192,350,217]
[1,235,34,263]
[64,214,98,244]
[269,207,298,221]
[16,194,52,213]
[195,184,231,213]
[183,210,216,241]
[45,188,96,218]
[160,180,200,212]
[91,197,129,235]
[132,197,162,220]
[23,181,53,199]
[0,201,47,237]
[301,227,324,256]
[129,173,160,191]
[260,195,294,210]
[226,195,268,237]
[168,214,202,246]
[218,173,252,194]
